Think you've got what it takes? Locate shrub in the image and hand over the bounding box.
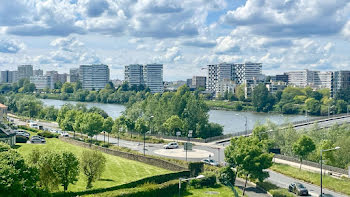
[18,125,40,133]
[101,143,110,148]
[16,135,28,143]
[38,131,59,138]
[189,171,217,188]
[188,162,204,177]
[270,189,295,197]
[0,142,11,152]
[218,166,236,186]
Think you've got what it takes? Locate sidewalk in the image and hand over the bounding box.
[235,178,270,197]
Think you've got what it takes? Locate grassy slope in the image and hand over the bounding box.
[16,135,171,192]
[182,185,242,197]
[271,163,350,196]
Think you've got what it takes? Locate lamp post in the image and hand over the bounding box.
[186,130,192,162]
[320,147,340,196]
[236,114,248,135]
[145,115,154,156]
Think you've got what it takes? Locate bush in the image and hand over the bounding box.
[38,131,59,138]
[188,162,204,177]
[189,171,217,188]
[16,135,28,143]
[0,142,11,152]
[18,125,40,133]
[218,166,236,186]
[270,189,295,197]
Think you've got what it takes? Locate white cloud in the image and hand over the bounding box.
[0,39,25,53]
[153,47,183,62]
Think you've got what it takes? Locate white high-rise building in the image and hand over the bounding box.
[33,69,43,76]
[68,68,79,83]
[30,76,53,90]
[287,69,333,89]
[1,70,18,83]
[17,65,33,80]
[234,63,263,84]
[124,64,143,86]
[79,64,110,90]
[143,64,164,93]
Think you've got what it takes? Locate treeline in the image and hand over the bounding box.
[0,142,106,195]
[253,121,350,169]
[215,83,350,115]
[123,85,223,139]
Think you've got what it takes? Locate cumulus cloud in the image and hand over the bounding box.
[153,47,183,62]
[181,37,216,48]
[222,0,350,37]
[0,39,25,53]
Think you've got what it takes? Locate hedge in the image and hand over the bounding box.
[38,131,59,138]
[54,171,189,197]
[189,171,217,189]
[87,179,187,197]
[188,162,204,177]
[18,125,40,133]
[270,189,295,197]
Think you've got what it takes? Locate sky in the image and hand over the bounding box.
[0,0,350,81]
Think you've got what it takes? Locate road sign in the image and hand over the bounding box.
[176,131,181,136]
[189,130,193,134]
[184,142,192,150]
[188,133,192,138]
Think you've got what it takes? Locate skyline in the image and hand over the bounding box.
[1,0,350,80]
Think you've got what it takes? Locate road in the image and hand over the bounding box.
[294,116,350,131]
[10,115,349,197]
[267,170,348,197]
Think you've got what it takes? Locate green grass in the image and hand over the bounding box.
[16,132,171,193]
[271,163,350,195]
[181,184,242,197]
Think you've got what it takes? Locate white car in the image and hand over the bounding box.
[201,159,219,166]
[163,142,179,149]
[60,132,69,137]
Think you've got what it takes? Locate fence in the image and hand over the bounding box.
[274,154,348,175]
[60,137,188,172]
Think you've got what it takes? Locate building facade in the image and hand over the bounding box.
[287,69,333,90]
[192,76,206,89]
[18,65,33,80]
[216,79,236,97]
[79,64,110,90]
[68,68,79,83]
[0,70,18,83]
[124,64,144,86]
[30,76,53,90]
[33,69,43,76]
[143,64,164,93]
[333,70,350,97]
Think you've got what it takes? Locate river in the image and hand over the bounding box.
[40,99,308,135]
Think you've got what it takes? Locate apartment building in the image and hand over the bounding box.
[79,64,110,90]
[18,65,33,80]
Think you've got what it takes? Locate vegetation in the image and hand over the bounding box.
[81,150,107,189]
[257,182,294,197]
[292,135,316,169]
[182,184,242,197]
[225,136,274,195]
[17,135,171,193]
[271,163,350,195]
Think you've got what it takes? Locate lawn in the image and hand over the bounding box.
[180,184,242,197]
[271,163,350,196]
[16,134,171,193]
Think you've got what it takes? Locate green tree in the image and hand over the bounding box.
[0,148,39,196]
[61,82,74,93]
[103,117,114,144]
[225,137,273,195]
[81,113,104,143]
[81,150,106,189]
[336,99,347,114]
[292,135,316,169]
[125,117,135,137]
[57,151,80,191]
[305,98,321,115]
[73,111,85,136]
[235,84,245,101]
[163,115,183,136]
[61,110,78,133]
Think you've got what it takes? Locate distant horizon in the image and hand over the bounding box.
[1,1,350,80]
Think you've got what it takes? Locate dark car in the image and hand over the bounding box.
[288,183,309,196]
[31,136,46,144]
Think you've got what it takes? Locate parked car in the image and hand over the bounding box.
[60,132,69,137]
[31,136,45,144]
[288,183,309,196]
[163,142,179,149]
[201,158,219,166]
[16,131,30,138]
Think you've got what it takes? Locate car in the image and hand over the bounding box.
[60,132,69,137]
[16,131,30,138]
[201,159,219,166]
[163,142,179,149]
[31,136,46,144]
[288,183,309,196]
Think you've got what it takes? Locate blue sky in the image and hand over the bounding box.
[0,0,350,80]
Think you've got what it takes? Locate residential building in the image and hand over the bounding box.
[266,81,288,94]
[124,64,143,86]
[216,79,236,97]
[79,64,110,90]
[58,73,68,83]
[234,62,263,84]
[192,76,206,89]
[0,71,18,83]
[287,69,333,90]
[17,65,33,80]
[68,68,79,83]
[275,74,289,83]
[244,78,265,98]
[30,76,54,90]
[33,69,43,76]
[333,70,350,97]
[186,79,193,88]
[143,64,164,93]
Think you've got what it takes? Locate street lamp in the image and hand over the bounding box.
[236,114,248,135]
[320,146,340,196]
[144,115,154,156]
[186,130,192,162]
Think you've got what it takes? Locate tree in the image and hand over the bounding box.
[292,135,316,169]
[336,99,347,114]
[81,113,104,144]
[163,115,183,136]
[61,110,78,137]
[57,151,80,191]
[125,117,135,137]
[225,137,273,195]
[252,84,274,112]
[305,98,321,115]
[0,148,39,196]
[235,84,245,101]
[61,82,74,93]
[73,111,85,136]
[103,117,114,144]
[135,118,149,135]
[81,150,106,189]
